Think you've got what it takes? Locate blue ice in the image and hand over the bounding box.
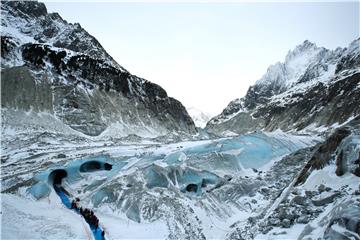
[29,155,126,199]
[92,189,115,207]
[145,165,221,195]
[183,133,303,169]
[27,182,51,199]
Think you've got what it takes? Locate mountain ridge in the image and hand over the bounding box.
[206,38,360,136]
[1,0,197,138]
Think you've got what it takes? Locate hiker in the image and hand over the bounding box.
[84,209,89,218]
[71,200,78,210]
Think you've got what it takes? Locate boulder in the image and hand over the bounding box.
[297,215,310,224]
[261,226,273,234]
[312,192,341,206]
[291,189,299,195]
[56,153,66,158]
[291,195,307,206]
[318,184,326,193]
[305,190,317,198]
[325,187,332,192]
[269,218,281,226]
[260,187,270,195]
[277,207,288,220]
[281,219,291,228]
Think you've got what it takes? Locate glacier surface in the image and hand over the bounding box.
[1,129,320,239]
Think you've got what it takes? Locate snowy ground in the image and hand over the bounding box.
[1,193,90,239]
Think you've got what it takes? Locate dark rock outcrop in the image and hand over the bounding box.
[294,127,351,186]
[1,66,53,112]
[312,192,341,206]
[335,150,345,176]
[291,195,307,206]
[5,1,48,18]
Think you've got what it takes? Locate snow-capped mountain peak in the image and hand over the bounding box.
[285,40,319,62]
[207,39,360,136]
[187,107,211,128]
[256,40,329,91]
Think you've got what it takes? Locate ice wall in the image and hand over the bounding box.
[28,155,125,199]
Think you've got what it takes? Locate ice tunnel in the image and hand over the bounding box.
[48,169,68,185]
[79,161,113,172]
[186,184,198,193]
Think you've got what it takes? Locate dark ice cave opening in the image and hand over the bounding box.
[80,161,113,172]
[49,169,68,186]
[186,183,198,193]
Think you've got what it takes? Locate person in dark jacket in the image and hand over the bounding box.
[71,200,78,210]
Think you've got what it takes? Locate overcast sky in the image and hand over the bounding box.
[45,1,359,116]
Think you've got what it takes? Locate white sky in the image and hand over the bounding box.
[45,1,359,116]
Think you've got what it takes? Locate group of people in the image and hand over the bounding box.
[71,198,105,238]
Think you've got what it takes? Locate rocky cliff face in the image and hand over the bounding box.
[1,1,196,137]
[206,39,360,136]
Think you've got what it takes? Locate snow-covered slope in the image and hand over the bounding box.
[206,39,360,136]
[2,193,91,239]
[1,1,196,138]
[187,107,211,128]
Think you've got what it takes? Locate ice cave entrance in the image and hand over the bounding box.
[186,183,198,193]
[79,161,113,172]
[48,169,67,186]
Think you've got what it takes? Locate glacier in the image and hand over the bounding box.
[26,132,316,200]
[3,123,358,240]
[2,129,321,239]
